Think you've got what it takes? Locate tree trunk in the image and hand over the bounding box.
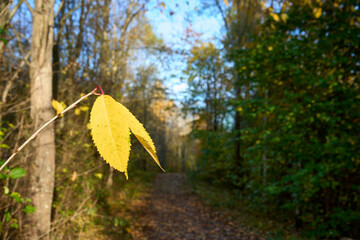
[26,0,55,239]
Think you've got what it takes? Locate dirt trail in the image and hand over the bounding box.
[129,173,263,240]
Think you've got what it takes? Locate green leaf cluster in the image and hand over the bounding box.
[0,125,35,235]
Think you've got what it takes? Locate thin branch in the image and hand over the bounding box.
[38,195,94,239]
[2,52,31,104]
[23,0,34,16]
[9,0,24,20]
[0,87,100,171]
[0,2,10,17]
[215,0,229,32]
[55,0,65,18]
[55,4,81,41]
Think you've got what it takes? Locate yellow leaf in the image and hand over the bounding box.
[52,100,66,115]
[94,173,103,179]
[269,12,280,22]
[313,8,322,19]
[159,2,165,9]
[223,0,229,6]
[75,106,89,115]
[260,1,266,10]
[74,108,81,115]
[237,107,243,112]
[116,102,165,172]
[90,95,131,179]
[280,13,288,23]
[80,106,89,111]
[90,95,164,179]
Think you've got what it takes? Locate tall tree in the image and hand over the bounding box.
[226,0,262,179]
[183,43,229,132]
[26,0,55,238]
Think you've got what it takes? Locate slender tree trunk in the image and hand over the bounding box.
[26,0,55,239]
[99,0,110,89]
[234,86,242,170]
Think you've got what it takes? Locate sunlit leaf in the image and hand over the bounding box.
[3,186,9,194]
[94,173,103,179]
[9,168,26,179]
[159,2,166,9]
[10,222,18,229]
[22,205,36,214]
[269,12,280,22]
[10,192,22,203]
[4,212,10,222]
[90,95,131,179]
[281,13,288,23]
[116,102,165,172]
[75,108,81,115]
[52,99,66,115]
[90,95,165,179]
[80,106,89,111]
[313,8,322,18]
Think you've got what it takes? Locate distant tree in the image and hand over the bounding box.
[183,43,230,132]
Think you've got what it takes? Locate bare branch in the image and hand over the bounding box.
[9,0,24,20]
[0,87,100,171]
[55,0,65,18]
[0,2,10,18]
[23,0,34,16]
[2,52,31,104]
[55,4,81,41]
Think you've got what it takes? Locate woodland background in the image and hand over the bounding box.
[0,0,359,239]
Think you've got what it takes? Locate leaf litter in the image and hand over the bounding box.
[128,173,264,240]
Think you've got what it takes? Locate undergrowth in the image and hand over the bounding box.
[94,168,156,239]
[187,172,307,240]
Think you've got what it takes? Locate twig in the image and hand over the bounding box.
[0,2,10,17]
[23,0,34,16]
[55,0,65,18]
[2,52,31,104]
[38,196,95,238]
[0,87,100,171]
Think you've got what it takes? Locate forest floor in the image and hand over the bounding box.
[125,173,264,240]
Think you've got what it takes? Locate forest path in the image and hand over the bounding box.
[128,173,263,240]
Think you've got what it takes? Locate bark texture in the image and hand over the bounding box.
[26,0,55,239]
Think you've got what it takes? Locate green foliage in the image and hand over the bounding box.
[191,130,235,185]
[228,0,360,238]
[8,168,26,179]
[0,125,36,237]
[183,43,231,132]
[0,28,7,45]
[187,0,359,238]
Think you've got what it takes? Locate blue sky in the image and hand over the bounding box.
[9,0,224,102]
[146,0,223,48]
[145,0,224,100]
